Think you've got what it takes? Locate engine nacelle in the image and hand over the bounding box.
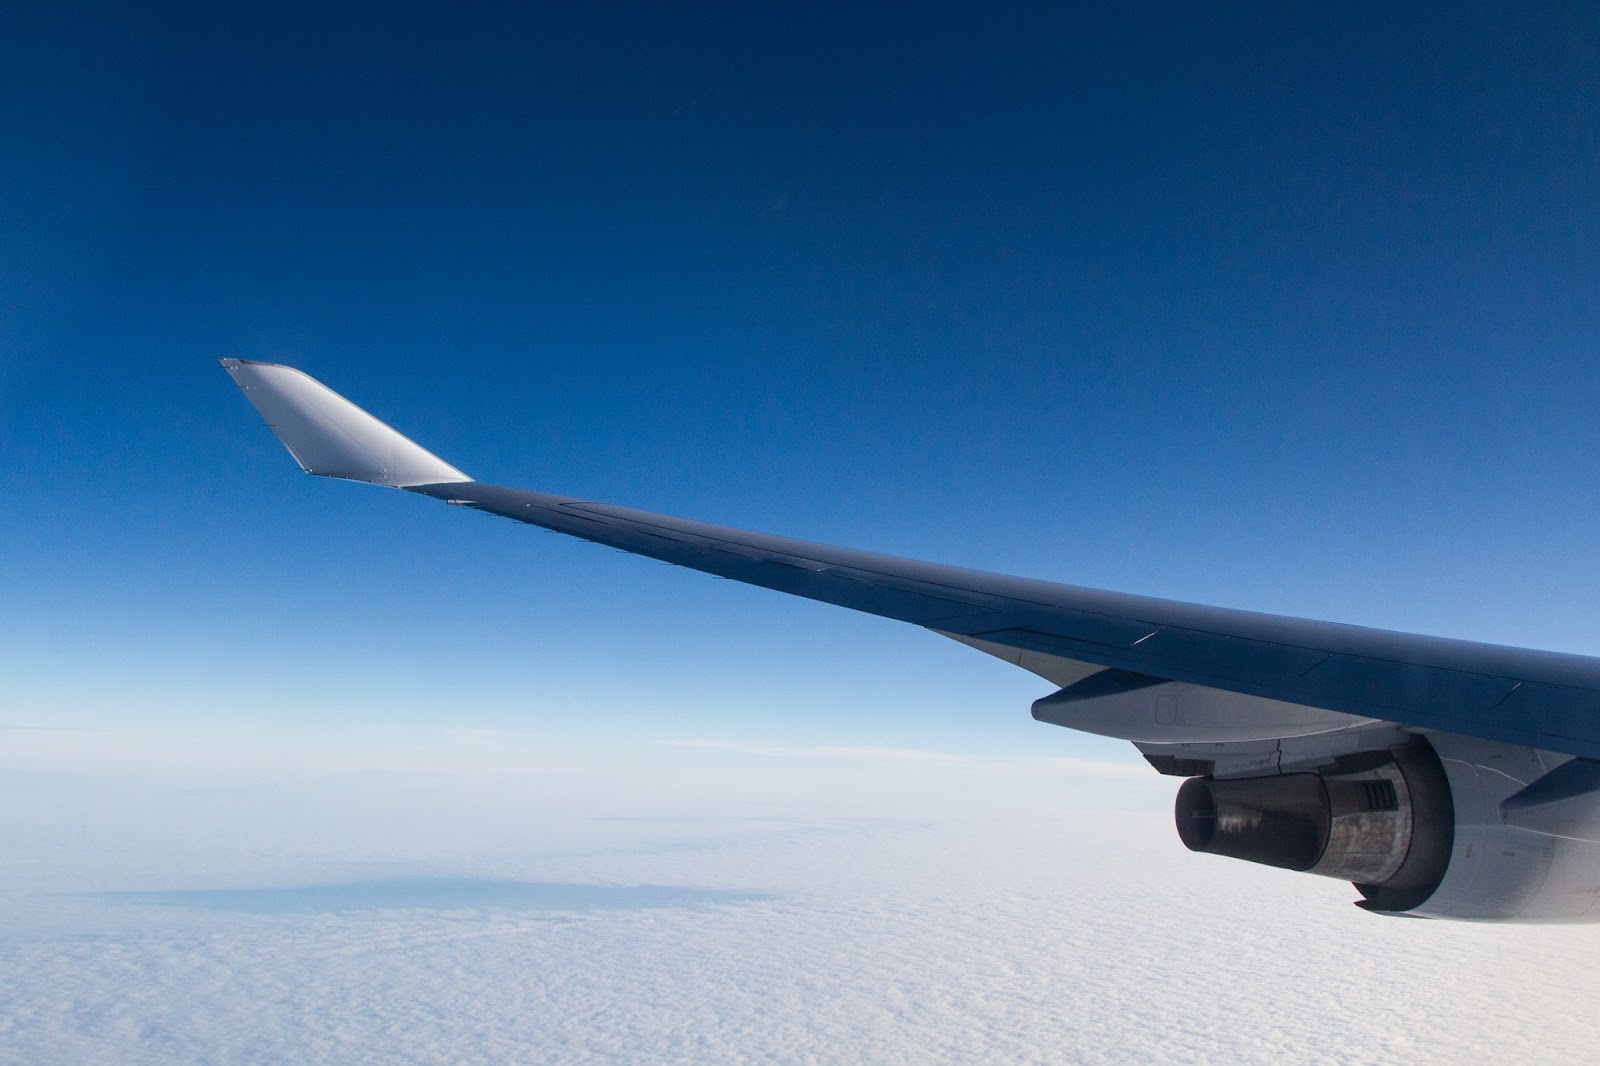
[1175,733,1600,921]
[1176,741,1453,912]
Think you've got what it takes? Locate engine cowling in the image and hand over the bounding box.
[1176,740,1453,912]
[1174,733,1600,921]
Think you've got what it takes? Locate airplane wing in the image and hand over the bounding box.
[220,358,1600,761]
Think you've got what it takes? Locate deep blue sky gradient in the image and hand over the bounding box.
[4,3,1599,757]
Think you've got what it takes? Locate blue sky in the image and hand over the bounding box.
[4,2,1600,758]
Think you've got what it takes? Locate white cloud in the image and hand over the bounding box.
[4,732,1599,1064]
[3,816,1600,1064]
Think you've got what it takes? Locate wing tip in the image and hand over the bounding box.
[219,358,473,488]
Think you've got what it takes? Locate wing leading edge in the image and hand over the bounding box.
[221,360,1600,760]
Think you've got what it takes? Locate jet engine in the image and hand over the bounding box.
[1175,741,1453,912]
[1174,733,1600,921]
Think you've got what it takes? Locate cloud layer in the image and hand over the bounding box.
[4,809,1599,1064]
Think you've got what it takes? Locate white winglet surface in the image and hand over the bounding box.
[220,359,472,487]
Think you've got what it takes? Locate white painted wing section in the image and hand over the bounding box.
[220,359,471,487]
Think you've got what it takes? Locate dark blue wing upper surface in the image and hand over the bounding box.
[220,358,1600,760]
[410,481,1600,759]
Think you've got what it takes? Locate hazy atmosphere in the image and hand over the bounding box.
[5,3,1600,1062]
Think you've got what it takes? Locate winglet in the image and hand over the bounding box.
[219,359,472,487]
